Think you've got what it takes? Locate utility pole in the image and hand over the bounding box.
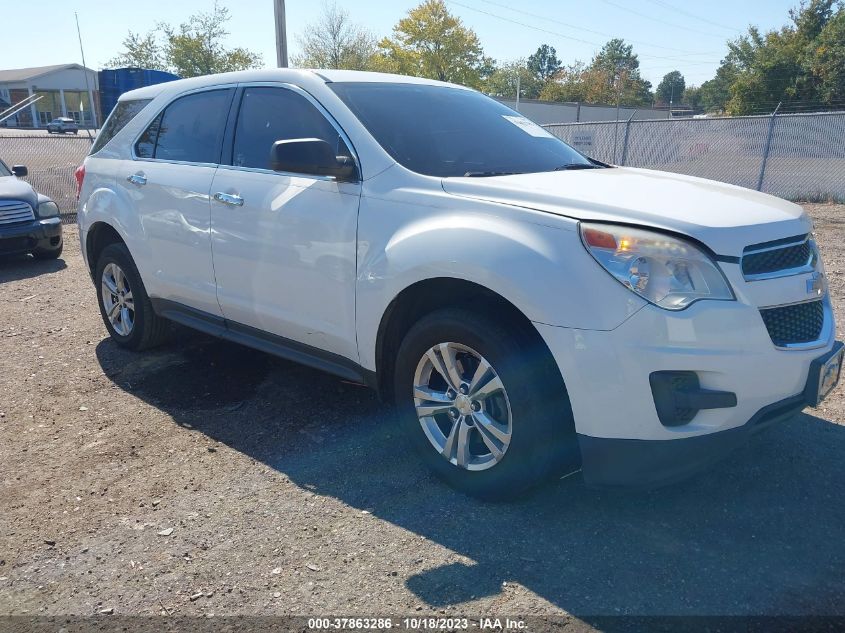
[274,0,288,68]
[612,67,624,163]
[75,12,96,137]
[515,73,521,112]
[669,80,674,118]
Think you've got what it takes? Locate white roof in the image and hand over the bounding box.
[0,64,94,83]
[119,68,469,101]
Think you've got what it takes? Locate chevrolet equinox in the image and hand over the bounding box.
[76,69,843,498]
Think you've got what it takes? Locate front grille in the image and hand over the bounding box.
[760,300,825,347]
[0,200,35,226]
[742,235,813,278]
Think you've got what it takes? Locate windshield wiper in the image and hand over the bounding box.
[463,171,519,177]
[553,163,603,171]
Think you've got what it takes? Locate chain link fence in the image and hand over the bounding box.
[545,111,845,202]
[1,110,843,223]
[0,134,92,224]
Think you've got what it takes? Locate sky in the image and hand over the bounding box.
[4,0,799,88]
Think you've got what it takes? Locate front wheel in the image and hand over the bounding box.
[393,308,578,500]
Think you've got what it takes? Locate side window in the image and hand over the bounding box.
[231,87,350,170]
[135,89,232,164]
[91,99,151,154]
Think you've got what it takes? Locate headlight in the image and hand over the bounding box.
[38,201,59,218]
[579,222,734,310]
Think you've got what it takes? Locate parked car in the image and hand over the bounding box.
[0,159,63,259]
[46,117,79,134]
[75,70,842,499]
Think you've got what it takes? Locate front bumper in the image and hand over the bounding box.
[577,393,807,488]
[535,297,840,488]
[0,217,62,255]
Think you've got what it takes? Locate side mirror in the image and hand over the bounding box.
[270,138,356,181]
[12,165,27,177]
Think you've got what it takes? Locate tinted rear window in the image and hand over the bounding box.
[91,99,151,154]
[135,89,232,164]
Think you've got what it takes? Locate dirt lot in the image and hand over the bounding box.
[1,205,845,622]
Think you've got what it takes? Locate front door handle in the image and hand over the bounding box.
[126,173,147,186]
[213,192,244,207]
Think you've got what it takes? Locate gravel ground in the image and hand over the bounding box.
[1,205,844,621]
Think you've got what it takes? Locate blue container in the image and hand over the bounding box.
[98,68,180,119]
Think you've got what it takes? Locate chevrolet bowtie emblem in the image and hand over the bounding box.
[807,272,826,297]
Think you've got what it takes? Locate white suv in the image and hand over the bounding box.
[76,69,843,498]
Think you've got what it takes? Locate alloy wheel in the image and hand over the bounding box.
[412,342,513,471]
[101,262,135,337]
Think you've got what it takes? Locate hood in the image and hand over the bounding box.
[0,176,38,209]
[441,167,810,257]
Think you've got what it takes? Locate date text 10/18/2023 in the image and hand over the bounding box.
[307,617,527,630]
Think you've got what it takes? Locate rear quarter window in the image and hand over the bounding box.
[91,99,152,154]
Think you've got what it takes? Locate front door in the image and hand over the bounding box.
[210,85,361,362]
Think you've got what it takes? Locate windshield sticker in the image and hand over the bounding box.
[502,115,555,138]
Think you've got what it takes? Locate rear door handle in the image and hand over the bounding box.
[126,173,147,186]
[213,192,244,207]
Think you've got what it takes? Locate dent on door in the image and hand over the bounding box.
[210,170,361,360]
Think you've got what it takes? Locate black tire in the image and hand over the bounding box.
[94,242,169,351]
[32,242,63,260]
[393,308,579,500]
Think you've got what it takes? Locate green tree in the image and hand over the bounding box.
[106,31,168,71]
[656,71,686,106]
[696,62,738,113]
[377,0,494,88]
[696,0,844,115]
[683,85,702,110]
[161,3,262,77]
[292,2,378,70]
[810,9,845,102]
[106,3,262,78]
[535,40,653,107]
[485,59,542,99]
[538,61,588,102]
[527,44,561,82]
[584,39,653,106]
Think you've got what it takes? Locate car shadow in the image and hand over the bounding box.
[95,330,845,619]
[0,253,67,283]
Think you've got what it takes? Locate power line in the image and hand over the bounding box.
[642,0,743,33]
[446,0,723,65]
[596,0,731,39]
[446,1,599,47]
[478,0,723,56]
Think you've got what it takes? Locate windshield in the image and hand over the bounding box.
[0,160,11,177]
[329,82,594,178]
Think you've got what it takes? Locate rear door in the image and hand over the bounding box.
[125,87,235,315]
[209,84,361,361]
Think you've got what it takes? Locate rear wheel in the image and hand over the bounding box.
[394,308,578,499]
[95,243,169,350]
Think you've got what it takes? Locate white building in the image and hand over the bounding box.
[0,64,99,128]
